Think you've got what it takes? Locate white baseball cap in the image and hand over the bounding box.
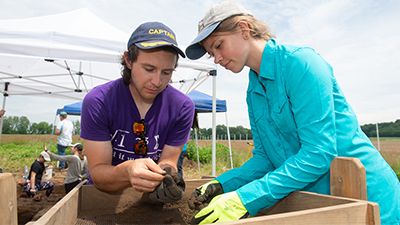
[185,0,253,60]
[40,151,51,161]
[69,143,83,151]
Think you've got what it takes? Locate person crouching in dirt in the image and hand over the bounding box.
[23,151,55,199]
[44,142,88,194]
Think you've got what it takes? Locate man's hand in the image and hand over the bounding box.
[29,187,37,195]
[126,159,166,193]
[188,179,223,210]
[149,167,185,203]
[190,191,250,224]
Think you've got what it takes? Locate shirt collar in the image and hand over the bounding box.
[249,38,276,81]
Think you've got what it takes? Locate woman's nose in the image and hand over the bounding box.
[214,54,222,64]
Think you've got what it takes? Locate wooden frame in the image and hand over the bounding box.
[29,180,380,225]
[0,173,18,225]
[2,157,381,224]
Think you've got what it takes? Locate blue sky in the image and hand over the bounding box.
[0,0,399,128]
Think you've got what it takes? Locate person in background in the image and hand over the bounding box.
[44,142,88,194]
[185,1,400,224]
[177,143,187,177]
[80,21,194,204]
[23,151,54,199]
[55,111,74,171]
[0,109,5,117]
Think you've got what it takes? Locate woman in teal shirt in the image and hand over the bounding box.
[185,1,400,224]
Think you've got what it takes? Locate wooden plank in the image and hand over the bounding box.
[221,202,377,225]
[330,157,367,200]
[0,173,17,225]
[367,202,381,225]
[257,191,354,216]
[31,179,381,225]
[256,191,380,225]
[201,175,217,179]
[31,181,87,225]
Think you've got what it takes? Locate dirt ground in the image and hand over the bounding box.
[11,139,400,224]
[14,157,199,225]
[15,168,68,224]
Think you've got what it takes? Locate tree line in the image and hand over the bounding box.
[360,119,400,137]
[190,120,400,140]
[190,124,253,140]
[2,116,399,138]
[1,116,81,135]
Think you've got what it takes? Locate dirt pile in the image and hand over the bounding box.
[15,157,199,225]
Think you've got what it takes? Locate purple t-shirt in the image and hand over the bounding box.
[80,78,195,166]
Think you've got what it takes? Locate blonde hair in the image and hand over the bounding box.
[214,15,275,41]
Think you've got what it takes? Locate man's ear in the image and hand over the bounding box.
[123,51,132,70]
[237,21,250,39]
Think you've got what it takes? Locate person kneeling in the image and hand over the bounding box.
[23,151,55,200]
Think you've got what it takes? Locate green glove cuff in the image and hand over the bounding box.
[192,191,249,224]
[199,179,220,195]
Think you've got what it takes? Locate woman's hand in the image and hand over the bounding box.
[43,143,51,154]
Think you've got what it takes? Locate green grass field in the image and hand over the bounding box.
[1,138,399,181]
[0,140,64,173]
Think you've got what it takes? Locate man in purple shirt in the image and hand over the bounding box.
[80,22,194,202]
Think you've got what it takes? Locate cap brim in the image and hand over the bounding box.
[41,152,51,161]
[135,42,186,58]
[186,22,220,60]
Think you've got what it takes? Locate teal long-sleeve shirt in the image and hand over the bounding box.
[216,39,399,224]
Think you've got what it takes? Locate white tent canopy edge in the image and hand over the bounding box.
[0,8,225,176]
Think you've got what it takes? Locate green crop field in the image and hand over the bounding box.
[0,135,399,181]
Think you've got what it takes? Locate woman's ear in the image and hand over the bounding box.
[123,51,132,70]
[237,21,250,40]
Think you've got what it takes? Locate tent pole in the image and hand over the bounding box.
[225,111,233,169]
[376,123,380,151]
[0,96,6,144]
[195,128,200,172]
[210,70,217,177]
[49,114,58,150]
[0,82,10,145]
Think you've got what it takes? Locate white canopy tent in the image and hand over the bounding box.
[0,8,222,175]
[0,8,215,99]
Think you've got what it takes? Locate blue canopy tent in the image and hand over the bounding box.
[187,90,232,170]
[188,90,227,113]
[54,90,233,170]
[55,90,227,114]
[56,101,83,115]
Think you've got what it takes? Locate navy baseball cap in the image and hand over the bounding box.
[127,21,185,58]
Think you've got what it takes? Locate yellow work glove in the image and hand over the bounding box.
[188,179,223,210]
[190,191,250,224]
